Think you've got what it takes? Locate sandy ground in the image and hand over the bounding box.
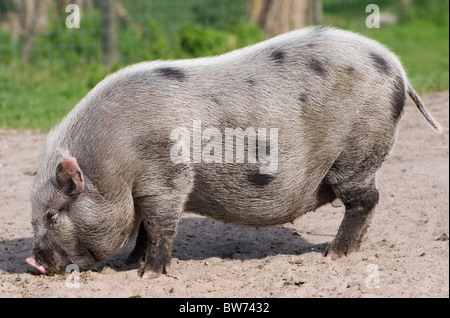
[0,91,448,298]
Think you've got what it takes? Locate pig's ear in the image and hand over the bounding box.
[56,157,85,194]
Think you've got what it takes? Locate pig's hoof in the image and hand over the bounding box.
[138,267,161,279]
[323,245,344,260]
[324,242,346,260]
[137,264,165,279]
[141,270,161,279]
[324,240,359,259]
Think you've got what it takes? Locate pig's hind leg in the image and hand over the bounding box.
[324,172,379,259]
[323,123,395,259]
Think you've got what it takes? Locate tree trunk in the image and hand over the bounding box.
[398,0,411,23]
[16,0,49,62]
[247,0,320,36]
[100,0,117,64]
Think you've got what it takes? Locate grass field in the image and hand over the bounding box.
[0,0,448,132]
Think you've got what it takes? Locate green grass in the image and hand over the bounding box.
[0,0,448,131]
[0,63,111,131]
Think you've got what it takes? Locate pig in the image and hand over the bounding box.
[26,26,442,278]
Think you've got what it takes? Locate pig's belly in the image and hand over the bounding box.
[185,195,315,227]
[184,164,327,227]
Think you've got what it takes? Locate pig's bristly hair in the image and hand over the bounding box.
[57,148,71,159]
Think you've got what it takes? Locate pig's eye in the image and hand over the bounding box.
[46,209,60,223]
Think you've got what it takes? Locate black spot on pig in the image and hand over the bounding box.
[208,96,223,110]
[247,172,275,187]
[345,65,355,74]
[298,93,308,103]
[308,58,326,76]
[390,75,406,122]
[270,50,286,65]
[155,67,186,81]
[245,77,256,86]
[370,52,391,75]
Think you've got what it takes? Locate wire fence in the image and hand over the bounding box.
[0,0,256,65]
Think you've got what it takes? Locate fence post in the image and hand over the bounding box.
[398,0,411,23]
[247,0,321,36]
[314,0,323,25]
[100,0,117,64]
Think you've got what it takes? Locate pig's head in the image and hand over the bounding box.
[27,151,114,275]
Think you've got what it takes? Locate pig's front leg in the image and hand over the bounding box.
[126,222,147,264]
[134,194,185,279]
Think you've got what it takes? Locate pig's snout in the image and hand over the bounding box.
[26,255,47,274]
[25,249,71,275]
